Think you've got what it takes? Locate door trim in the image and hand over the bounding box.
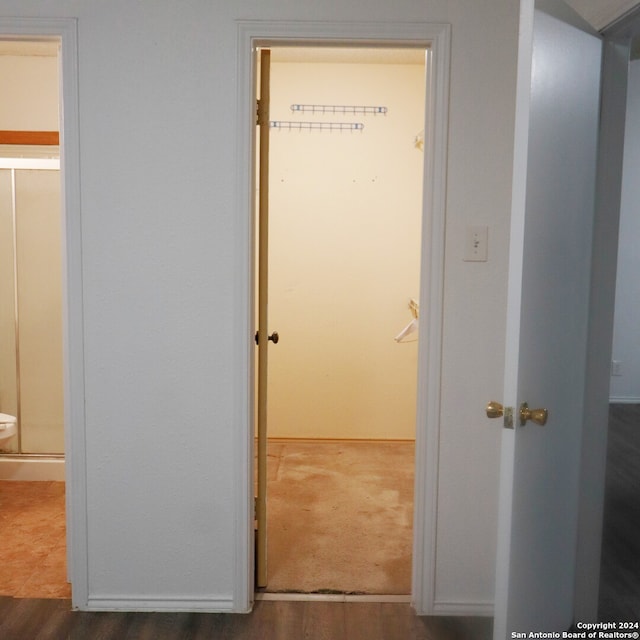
[233,19,451,614]
[0,18,87,606]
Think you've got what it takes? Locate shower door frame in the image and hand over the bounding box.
[0,157,62,456]
[0,18,87,606]
[234,20,451,614]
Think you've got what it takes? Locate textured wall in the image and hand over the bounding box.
[267,57,424,440]
[0,0,519,612]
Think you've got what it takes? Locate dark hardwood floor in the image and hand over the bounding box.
[0,598,493,640]
[598,403,640,622]
[1,404,636,638]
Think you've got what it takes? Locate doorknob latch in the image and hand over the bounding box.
[255,331,279,345]
[486,401,548,428]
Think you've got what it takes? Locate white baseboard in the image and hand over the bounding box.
[432,599,494,617]
[609,396,640,404]
[84,595,235,612]
[0,457,65,481]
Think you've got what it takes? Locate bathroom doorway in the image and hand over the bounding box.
[255,46,427,594]
[0,40,65,460]
[0,164,64,457]
[0,38,69,598]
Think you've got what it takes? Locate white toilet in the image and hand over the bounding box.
[0,413,17,446]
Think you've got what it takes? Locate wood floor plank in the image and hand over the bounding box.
[0,596,14,618]
[267,600,305,640]
[379,603,493,640]
[598,403,640,622]
[380,602,429,640]
[216,600,302,640]
[0,597,495,640]
[343,602,383,639]
[302,601,346,639]
[67,610,135,640]
[118,611,215,640]
[0,598,73,640]
[444,616,494,640]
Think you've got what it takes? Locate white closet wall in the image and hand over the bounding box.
[267,56,425,440]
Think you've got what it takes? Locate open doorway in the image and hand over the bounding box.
[256,46,427,595]
[0,39,69,598]
[598,34,640,623]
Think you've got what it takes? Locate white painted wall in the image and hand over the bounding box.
[0,0,519,612]
[267,57,424,441]
[610,58,640,403]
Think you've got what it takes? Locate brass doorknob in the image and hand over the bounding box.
[486,401,504,419]
[519,402,548,426]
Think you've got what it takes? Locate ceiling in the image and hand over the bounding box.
[566,0,639,29]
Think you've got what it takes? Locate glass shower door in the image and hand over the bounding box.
[16,169,64,454]
[0,166,64,455]
[0,169,19,451]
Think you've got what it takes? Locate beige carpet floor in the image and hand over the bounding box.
[265,441,414,595]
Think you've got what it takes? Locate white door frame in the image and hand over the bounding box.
[233,20,451,614]
[0,18,87,607]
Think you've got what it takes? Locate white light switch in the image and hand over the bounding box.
[464,225,488,262]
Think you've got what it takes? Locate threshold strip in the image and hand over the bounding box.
[255,592,411,603]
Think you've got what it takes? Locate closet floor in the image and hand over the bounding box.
[264,440,414,595]
[0,481,69,598]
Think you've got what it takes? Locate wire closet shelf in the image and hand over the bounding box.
[269,103,388,133]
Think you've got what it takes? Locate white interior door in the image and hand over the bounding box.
[493,0,602,636]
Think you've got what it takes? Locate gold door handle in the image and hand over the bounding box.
[486,401,514,428]
[486,401,504,419]
[486,401,548,427]
[519,402,548,426]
